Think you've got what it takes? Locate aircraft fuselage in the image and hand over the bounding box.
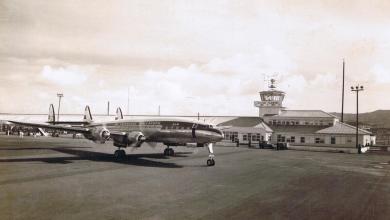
[85,117,224,147]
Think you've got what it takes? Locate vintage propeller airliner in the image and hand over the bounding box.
[9,104,224,166]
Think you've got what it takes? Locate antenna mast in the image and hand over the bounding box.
[341,59,345,122]
[127,87,130,115]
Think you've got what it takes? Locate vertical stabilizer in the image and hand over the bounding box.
[48,104,56,123]
[83,105,93,123]
[115,107,123,120]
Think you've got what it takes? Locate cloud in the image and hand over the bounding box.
[41,65,88,85]
[372,64,390,84]
[2,1,390,114]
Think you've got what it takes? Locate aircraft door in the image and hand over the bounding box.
[192,124,197,139]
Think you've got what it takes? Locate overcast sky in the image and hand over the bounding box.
[1,0,389,116]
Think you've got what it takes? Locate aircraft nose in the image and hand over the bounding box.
[216,129,224,140]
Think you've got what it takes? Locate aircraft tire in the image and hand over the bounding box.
[114,150,121,159]
[163,148,168,156]
[207,159,215,166]
[114,149,126,160]
[119,150,126,158]
[168,148,174,156]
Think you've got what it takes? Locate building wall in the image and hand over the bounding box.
[221,127,272,144]
[258,107,282,117]
[270,133,374,148]
[264,117,336,127]
[371,128,390,146]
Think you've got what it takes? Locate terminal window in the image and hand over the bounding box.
[315,138,325,144]
[256,134,261,141]
[277,135,285,142]
[331,137,336,144]
[300,137,305,143]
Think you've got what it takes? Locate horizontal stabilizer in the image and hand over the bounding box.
[47,104,89,125]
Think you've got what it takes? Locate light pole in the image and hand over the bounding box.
[351,85,364,153]
[57,93,63,121]
[341,59,345,122]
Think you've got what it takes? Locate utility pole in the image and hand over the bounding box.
[158,105,160,116]
[127,87,130,115]
[56,93,63,121]
[107,101,110,116]
[341,59,345,122]
[351,85,364,153]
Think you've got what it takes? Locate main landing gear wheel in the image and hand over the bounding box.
[114,149,126,160]
[163,148,174,156]
[207,158,215,166]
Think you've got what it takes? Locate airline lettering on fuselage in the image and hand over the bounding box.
[103,121,202,131]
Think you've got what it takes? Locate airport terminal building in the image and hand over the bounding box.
[219,79,376,148]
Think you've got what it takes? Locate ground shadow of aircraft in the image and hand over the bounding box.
[0,147,192,168]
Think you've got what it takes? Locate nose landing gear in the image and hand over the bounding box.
[207,157,215,166]
[206,143,215,166]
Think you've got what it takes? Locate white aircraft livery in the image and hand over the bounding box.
[9,105,224,166]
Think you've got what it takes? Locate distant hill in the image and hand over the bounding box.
[331,110,390,128]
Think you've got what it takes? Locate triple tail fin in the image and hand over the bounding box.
[115,107,123,120]
[83,105,93,123]
[48,104,56,124]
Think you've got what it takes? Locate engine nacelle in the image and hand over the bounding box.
[127,131,146,147]
[89,127,111,143]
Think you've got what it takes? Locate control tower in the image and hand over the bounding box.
[254,79,285,117]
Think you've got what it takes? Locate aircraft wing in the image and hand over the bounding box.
[8,120,90,134]
[47,121,90,126]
